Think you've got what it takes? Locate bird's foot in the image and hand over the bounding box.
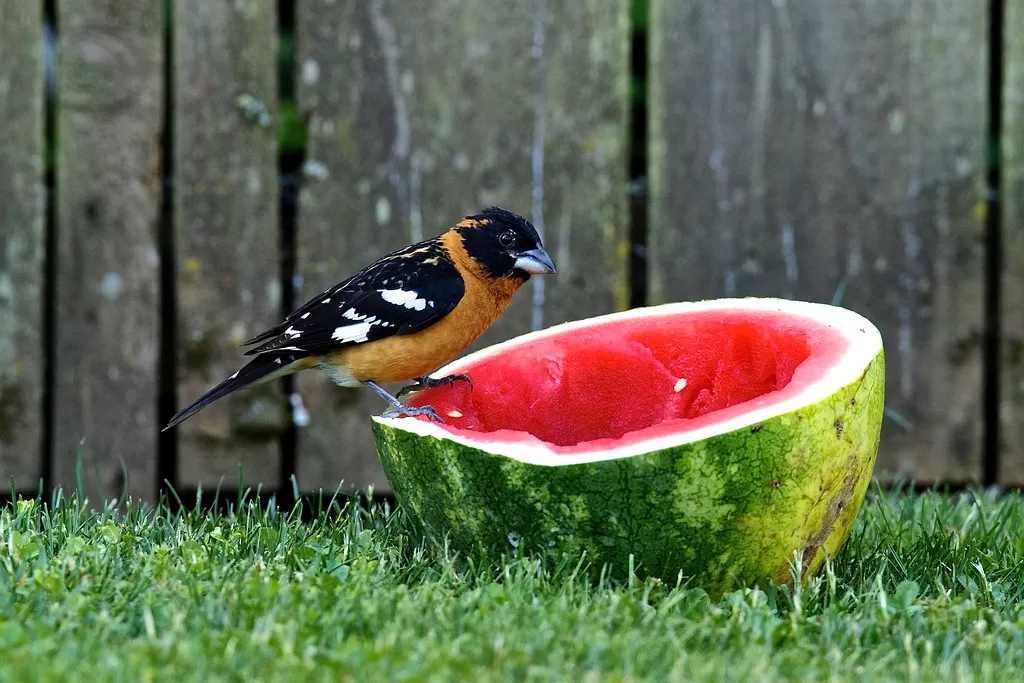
[381,402,444,423]
[365,379,446,422]
[396,373,473,399]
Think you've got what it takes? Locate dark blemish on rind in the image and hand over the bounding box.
[771,480,781,489]
[834,418,844,439]
[850,397,856,406]
[801,542,819,568]
[798,462,860,580]
[751,423,764,433]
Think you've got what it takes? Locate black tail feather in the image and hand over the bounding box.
[163,354,296,430]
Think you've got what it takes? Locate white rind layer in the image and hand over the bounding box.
[372,298,884,466]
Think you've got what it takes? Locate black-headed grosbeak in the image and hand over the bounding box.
[164,206,556,428]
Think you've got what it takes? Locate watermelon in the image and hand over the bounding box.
[370,298,884,594]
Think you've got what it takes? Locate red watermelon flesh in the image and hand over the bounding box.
[407,309,849,453]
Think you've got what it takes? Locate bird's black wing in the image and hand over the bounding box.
[241,238,466,358]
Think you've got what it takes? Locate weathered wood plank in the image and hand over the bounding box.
[173,0,282,490]
[1002,0,1024,485]
[54,1,163,501]
[0,5,45,489]
[650,0,987,483]
[293,0,630,494]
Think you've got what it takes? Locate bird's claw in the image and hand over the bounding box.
[396,373,473,399]
[444,373,474,391]
[382,403,444,423]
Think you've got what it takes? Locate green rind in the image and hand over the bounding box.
[372,349,884,596]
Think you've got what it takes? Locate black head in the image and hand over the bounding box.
[457,207,557,280]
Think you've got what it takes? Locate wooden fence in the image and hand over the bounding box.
[0,0,1020,504]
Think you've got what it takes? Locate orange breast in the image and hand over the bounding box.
[326,231,526,384]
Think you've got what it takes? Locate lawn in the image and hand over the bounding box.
[2,485,1024,682]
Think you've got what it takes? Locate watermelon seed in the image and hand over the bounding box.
[447,410,463,418]
[673,378,688,392]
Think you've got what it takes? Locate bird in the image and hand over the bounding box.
[163,206,557,429]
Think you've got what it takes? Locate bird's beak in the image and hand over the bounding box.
[514,248,557,275]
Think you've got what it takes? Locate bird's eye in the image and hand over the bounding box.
[499,231,515,248]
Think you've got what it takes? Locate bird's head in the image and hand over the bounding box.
[456,206,557,280]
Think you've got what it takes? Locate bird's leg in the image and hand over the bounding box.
[395,373,473,399]
[364,380,443,422]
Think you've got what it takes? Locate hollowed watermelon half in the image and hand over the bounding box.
[371,298,884,594]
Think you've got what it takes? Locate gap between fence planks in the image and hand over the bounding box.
[173,0,282,492]
[1003,1,1024,485]
[649,0,988,483]
[53,2,163,502]
[293,0,630,495]
[0,5,45,489]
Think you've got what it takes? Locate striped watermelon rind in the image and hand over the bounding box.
[370,299,884,595]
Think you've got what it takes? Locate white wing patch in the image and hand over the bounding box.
[379,288,428,311]
[331,322,373,343]
[284,326,301,338]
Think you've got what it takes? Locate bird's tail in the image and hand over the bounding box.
[163,354,301,431]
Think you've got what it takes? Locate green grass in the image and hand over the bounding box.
[2,486,1024,682]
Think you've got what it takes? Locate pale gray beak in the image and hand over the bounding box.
[513,248,557,275]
